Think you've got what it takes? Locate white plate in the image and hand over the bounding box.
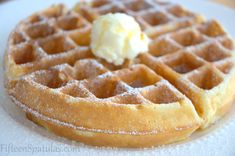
[0,0,235,156]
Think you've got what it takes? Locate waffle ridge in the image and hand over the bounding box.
[4,0,235,147]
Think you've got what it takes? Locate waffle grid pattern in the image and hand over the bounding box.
[142,20,234,89]
[4,0,235,147]
[7,4,93,78]
[6,0,235,125]
[26,60,184,106]
[7,0,206,79]
[75,0,204,37]
[138,17,235,126]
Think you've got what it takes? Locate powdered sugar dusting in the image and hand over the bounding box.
[10,95,196,135]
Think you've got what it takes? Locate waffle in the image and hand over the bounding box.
[140,20,235,128]
[4,0,235,148]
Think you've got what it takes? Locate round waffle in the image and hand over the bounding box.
[4,0,235,147]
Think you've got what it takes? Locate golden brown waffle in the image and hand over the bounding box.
[5,4,92,79]
[9,61,201,147]
[140,20,235,128]
[4,0,235,147]
[74,0,204,38]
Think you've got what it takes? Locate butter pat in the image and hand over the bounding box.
[91,13,149,65]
